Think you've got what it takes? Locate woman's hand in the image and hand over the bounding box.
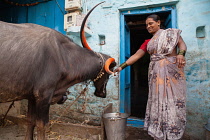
[176,55,186,68]
[114,67,122,75]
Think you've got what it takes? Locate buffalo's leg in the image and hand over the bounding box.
[36,103,50,140]
[25,99,36,140]
[35,89,54,140]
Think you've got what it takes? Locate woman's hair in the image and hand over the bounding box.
[146,14,160,22]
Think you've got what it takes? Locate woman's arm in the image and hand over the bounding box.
[126,49,146,65]
[177,36,187,68]
[178,36,187,51]
[114,49,145,73]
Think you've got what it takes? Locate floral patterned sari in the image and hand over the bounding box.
[144,29,186,140]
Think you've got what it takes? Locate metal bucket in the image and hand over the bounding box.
[103,112,129,140]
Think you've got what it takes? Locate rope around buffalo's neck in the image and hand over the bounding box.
[93,52,105,82]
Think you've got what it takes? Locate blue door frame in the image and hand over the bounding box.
[120,5,177,128]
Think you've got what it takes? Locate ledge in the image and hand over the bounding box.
[102,3,112,9]
[118,0,179,11]
[66,26,92,37]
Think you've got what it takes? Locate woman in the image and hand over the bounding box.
[115,14,187,140]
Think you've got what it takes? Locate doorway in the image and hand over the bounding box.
[120,6,177,127]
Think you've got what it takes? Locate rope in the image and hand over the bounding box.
[54,0,65,15]
[49,81,91,129]
[1,101,15,126]
[93,52,105,82]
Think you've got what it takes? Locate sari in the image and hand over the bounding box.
[144,29,186,140]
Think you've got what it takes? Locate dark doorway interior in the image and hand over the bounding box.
[125,11,171,118]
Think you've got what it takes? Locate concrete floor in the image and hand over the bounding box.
[126,126,191,140]
[0,124,191,140]
[0,116,190,140]
[0,124,152,140]
[126,126,153,140]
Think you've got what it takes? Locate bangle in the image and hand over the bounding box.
[120,62,128,70]
[178,50,186,56]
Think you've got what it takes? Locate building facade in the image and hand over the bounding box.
[0,0,209,139]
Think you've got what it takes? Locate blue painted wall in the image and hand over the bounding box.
[0,0,65,34]
[177,0,210,139]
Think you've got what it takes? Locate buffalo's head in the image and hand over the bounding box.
[80,1,116,98]
[93,56,116,98]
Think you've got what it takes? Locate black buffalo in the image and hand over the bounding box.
[0,2,116,140]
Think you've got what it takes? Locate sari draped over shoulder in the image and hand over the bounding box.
[144,29,186,140]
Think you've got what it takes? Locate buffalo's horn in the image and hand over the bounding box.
[104,58,115,75]
[80,1,105,51]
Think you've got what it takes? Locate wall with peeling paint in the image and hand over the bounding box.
[50,0,210,139]
[176,0,210,139]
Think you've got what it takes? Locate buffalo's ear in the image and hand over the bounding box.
[57,95,68,104]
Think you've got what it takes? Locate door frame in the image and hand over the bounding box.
[119,5,177,128]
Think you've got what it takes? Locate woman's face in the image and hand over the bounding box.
[146,18,160,35]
